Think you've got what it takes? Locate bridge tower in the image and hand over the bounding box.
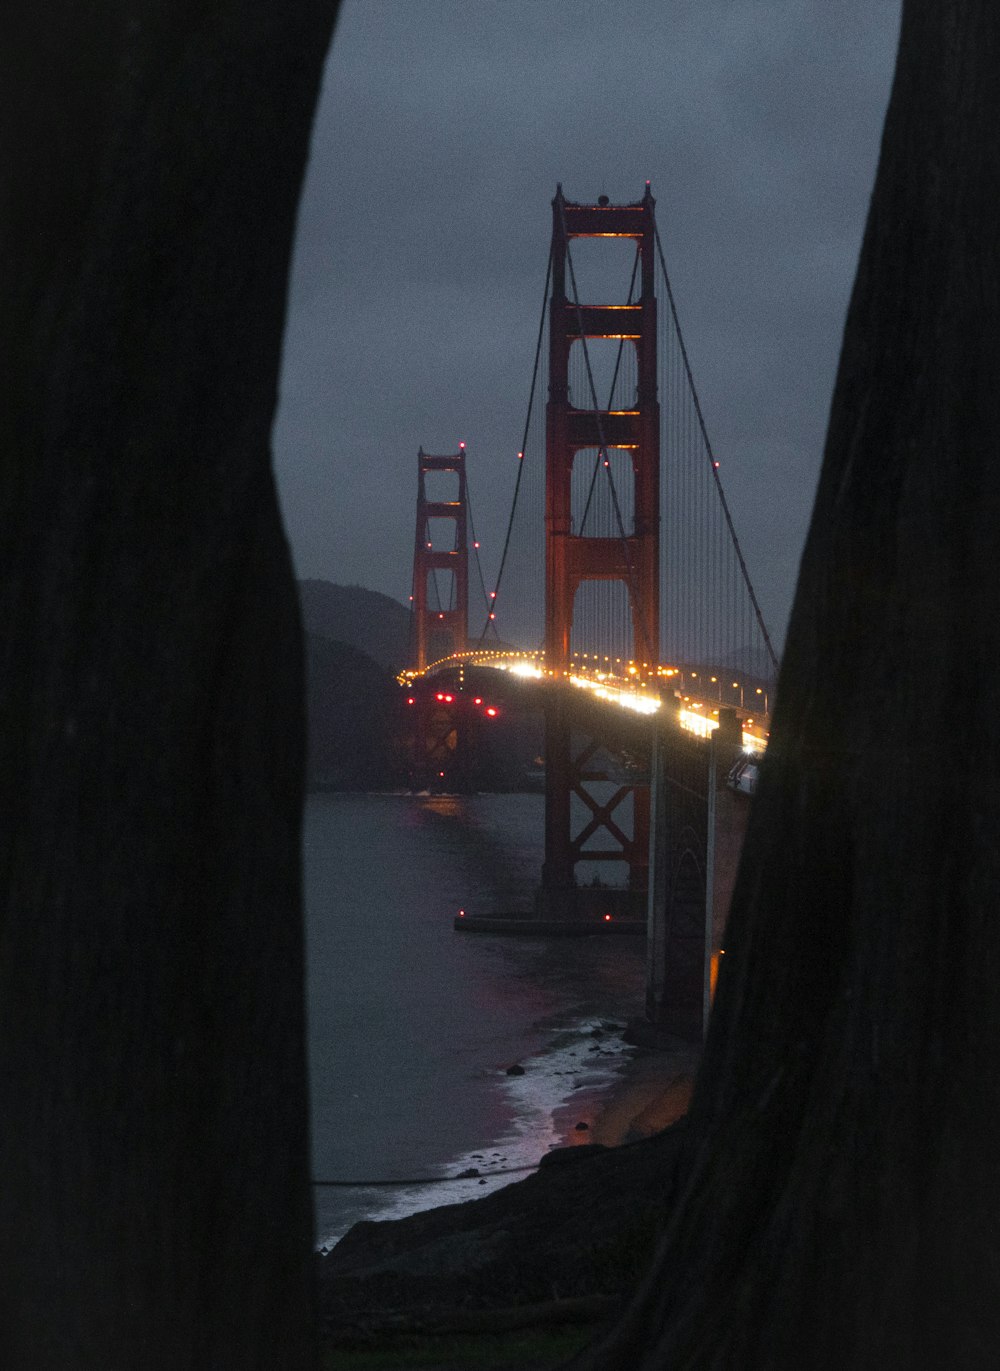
[540,186,660,919]
[411,446,469,671]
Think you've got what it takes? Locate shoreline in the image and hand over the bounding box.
[317,1026,698,1253]
[550,1034,700,1151]
[319,1040,699,1337]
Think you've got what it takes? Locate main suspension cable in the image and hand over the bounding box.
[465,480,493,628]
[476,246,553,646]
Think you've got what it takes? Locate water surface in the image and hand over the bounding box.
[305,792,645,1246]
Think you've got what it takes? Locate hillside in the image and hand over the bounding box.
[304,634,400,790]
[298,579,411,671]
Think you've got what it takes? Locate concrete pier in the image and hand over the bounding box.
[646,709,750,1041]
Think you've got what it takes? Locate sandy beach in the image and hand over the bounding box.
[550,1035,701,1151]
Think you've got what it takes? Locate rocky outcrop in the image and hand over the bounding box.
[318,1120,690,1333]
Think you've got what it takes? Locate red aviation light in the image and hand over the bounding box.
[485,706,498,718]
[443,693,454,703]
[407,696,415,705]
[459,441,465,449]
[603,913,612,922]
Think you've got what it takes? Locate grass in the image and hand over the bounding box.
[322,1324,596,1370]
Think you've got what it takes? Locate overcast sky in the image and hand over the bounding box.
[274,0,902,648]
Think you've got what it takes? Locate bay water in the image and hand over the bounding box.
[305,791,646,1249]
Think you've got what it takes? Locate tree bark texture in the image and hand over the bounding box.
[577,2,1000,1367]
[0,5,339,1367]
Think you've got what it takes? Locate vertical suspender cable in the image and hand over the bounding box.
[652,219,778,675]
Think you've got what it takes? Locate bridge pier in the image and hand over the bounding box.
[645,708,749,1041]
[534,689,651,927]
[533,882,646,923]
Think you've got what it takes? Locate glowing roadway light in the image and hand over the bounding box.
[679,708,716,738]
[566,673,661,715]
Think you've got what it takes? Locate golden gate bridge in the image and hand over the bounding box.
[399,185,777,1036]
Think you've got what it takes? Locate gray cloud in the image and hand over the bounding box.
[275,0,902,644]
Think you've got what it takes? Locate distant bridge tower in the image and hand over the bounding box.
[411,446,469,671]
[540,186,660,917]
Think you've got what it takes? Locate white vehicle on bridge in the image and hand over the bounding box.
[728,753,760,797]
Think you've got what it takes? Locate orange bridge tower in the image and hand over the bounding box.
[411,445,469,671]
[539,187,660,918]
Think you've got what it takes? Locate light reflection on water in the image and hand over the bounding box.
[304,791,645,1246]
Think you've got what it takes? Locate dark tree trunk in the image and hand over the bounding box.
[0,5,339,1368]
[577,2,1000,1367]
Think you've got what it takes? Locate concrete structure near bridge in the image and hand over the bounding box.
[645,706,750,1041]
